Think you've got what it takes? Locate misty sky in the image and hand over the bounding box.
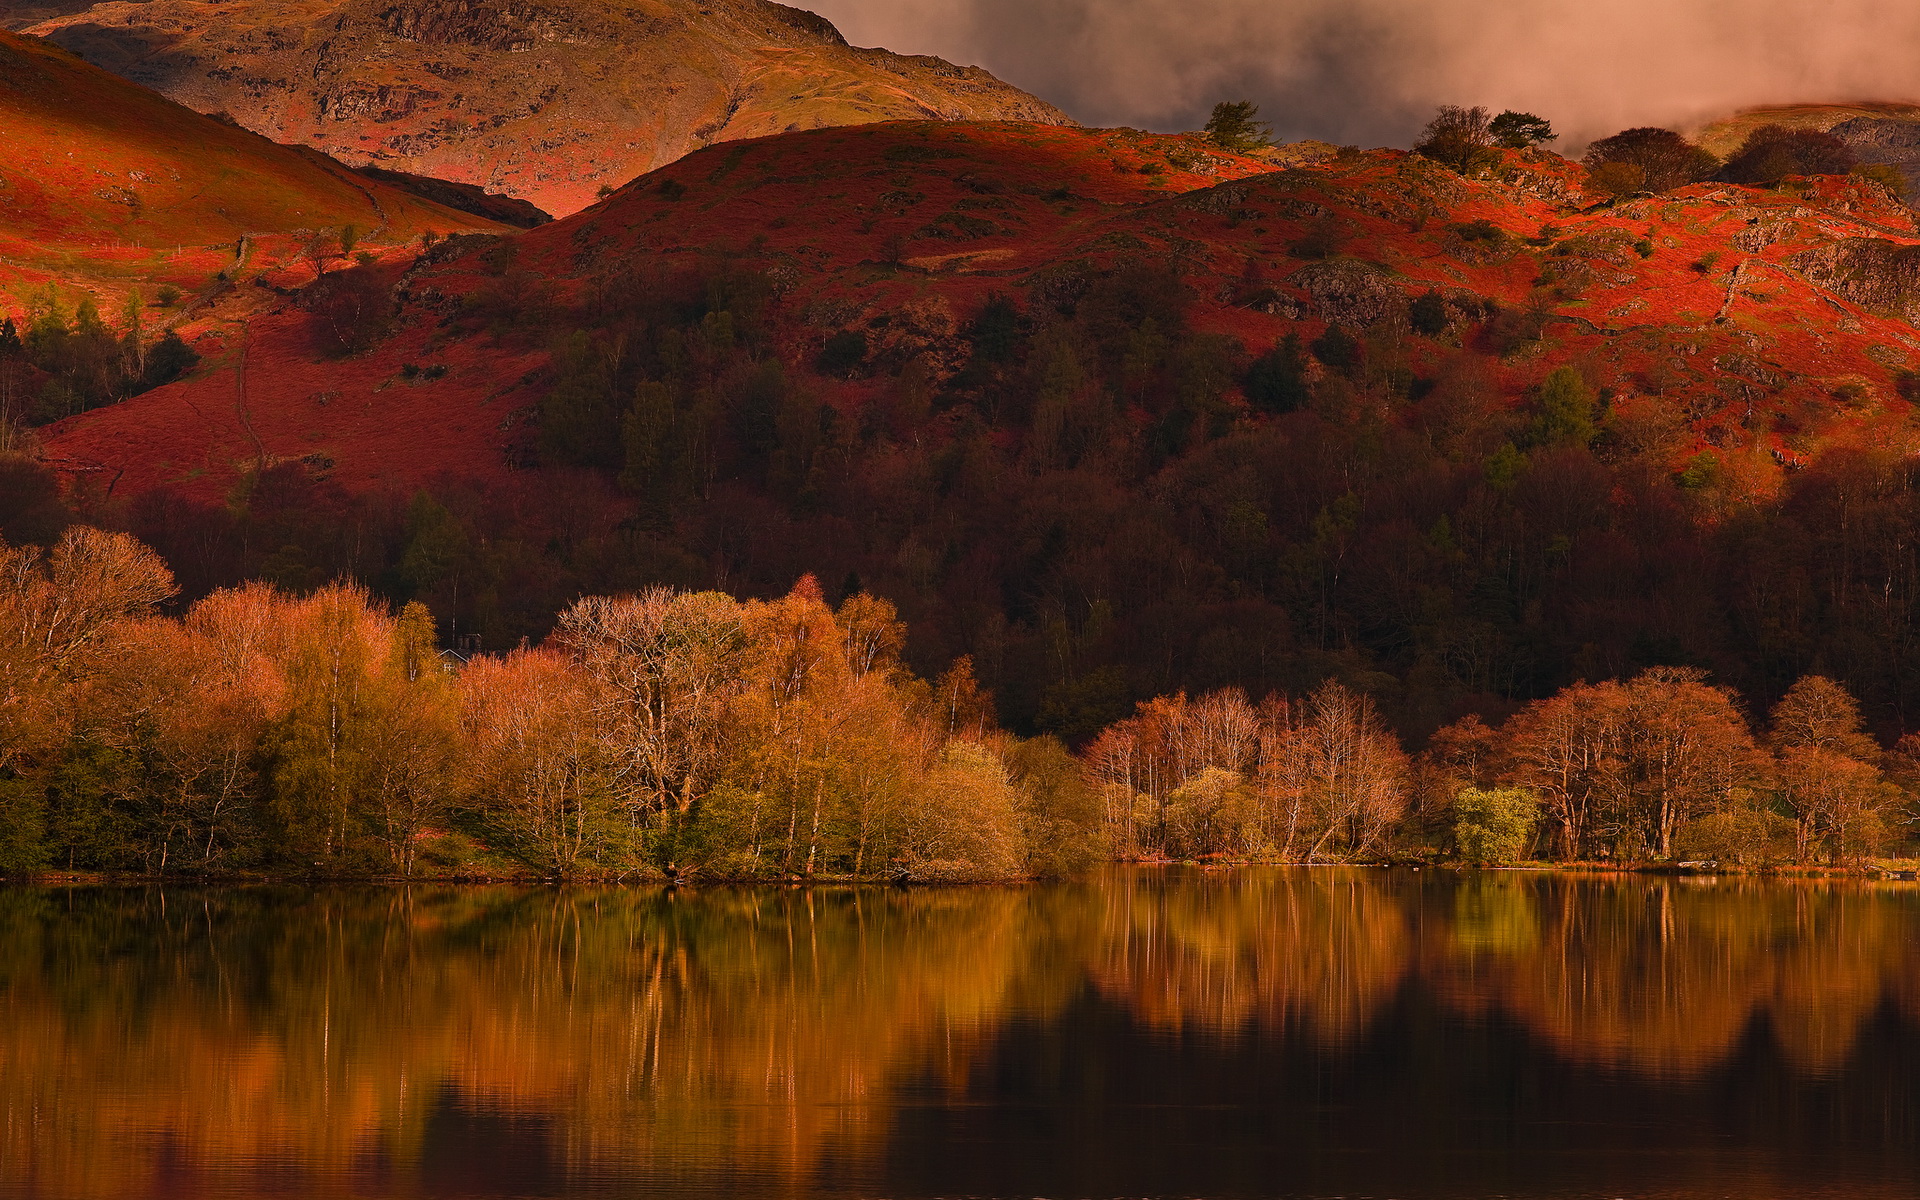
[807,0,1920,147]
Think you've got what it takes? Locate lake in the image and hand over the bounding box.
[1,868,1916,1199]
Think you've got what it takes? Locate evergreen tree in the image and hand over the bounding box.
[1204,101,1273,152]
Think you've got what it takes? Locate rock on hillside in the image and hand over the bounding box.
[26,0,1074,217]
[0,29,503,315]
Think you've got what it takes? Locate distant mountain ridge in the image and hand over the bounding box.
[23,0,1074,216]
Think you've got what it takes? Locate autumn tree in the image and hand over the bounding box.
[462,647,619,876]
[1769,675,1895,862]
[1582,127,1718,193]
[361,601,465,874]
[558,586,748,871]
[1720,124,1856,186]
[1414,105,1499,176]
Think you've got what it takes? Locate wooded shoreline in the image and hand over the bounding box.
[3,525,1917,883]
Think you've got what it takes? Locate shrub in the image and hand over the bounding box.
[306,269,390,357]
[1582,127,1718,193]
[1588,160,1647,199]
[1409,289,1450,335]
[1454,787,1538,863]
[1450,218,1504,244]
[1852,162,1907,198]
[1287,214,1343,259]
[816,329,868,375]
[1310,324,1361,374]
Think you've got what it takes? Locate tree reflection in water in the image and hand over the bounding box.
[1,869,1916,1199]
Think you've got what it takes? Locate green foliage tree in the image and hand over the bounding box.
[540,331,622,469]
[1454,787,1538,863]
[1532,366,1597,447]
[1006,735,1105,877]
[1204,100,1273,152]
[1489,110,1556,149]
[1244,334,1309,413]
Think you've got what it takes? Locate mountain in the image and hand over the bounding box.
[23,0,1075,217]
[0,29,506,318]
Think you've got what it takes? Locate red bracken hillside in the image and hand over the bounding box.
[0,29,506,321]
[40,121,1307,495]
[41,117,1920,502]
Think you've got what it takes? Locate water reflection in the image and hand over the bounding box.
[0,870,1916,1199]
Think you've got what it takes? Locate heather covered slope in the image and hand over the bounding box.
[40,121,1297,496]
[46,118,1920,503]
[27,0,1074,216]
[0,29,505,314]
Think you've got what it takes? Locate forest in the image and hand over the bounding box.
[0,523,1909,879]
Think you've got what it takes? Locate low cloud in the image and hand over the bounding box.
[807,0,1920,147]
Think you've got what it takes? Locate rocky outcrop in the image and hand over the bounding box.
[1792,237,1920,323]
[28,0,1074,216]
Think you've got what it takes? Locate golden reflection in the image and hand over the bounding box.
[0,873,1917,1197]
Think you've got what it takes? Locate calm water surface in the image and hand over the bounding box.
[2,868,1917,1199]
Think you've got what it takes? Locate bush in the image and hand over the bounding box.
[1310,324,1361,374]
[1673,806,1792,866]
[817,329,868,375]
[1852,162,1907,198]
[306,269,391,357]
[1454,786,1538,864]
[1582,127,1718,193]
[1409,290,1450,335]
[1532,365,1597,447]
[1007,736,1106,877]
[1588,160,1647,199]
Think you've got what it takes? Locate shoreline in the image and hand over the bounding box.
[6,857,1915,888]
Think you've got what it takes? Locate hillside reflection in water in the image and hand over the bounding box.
[1,869,1917,1199]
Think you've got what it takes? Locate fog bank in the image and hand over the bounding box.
[807,0,1920,147]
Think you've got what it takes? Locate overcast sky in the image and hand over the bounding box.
[806,0,1920,148]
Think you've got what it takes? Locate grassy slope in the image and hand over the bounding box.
[0,29,504,315]
[41,118,1920,503]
